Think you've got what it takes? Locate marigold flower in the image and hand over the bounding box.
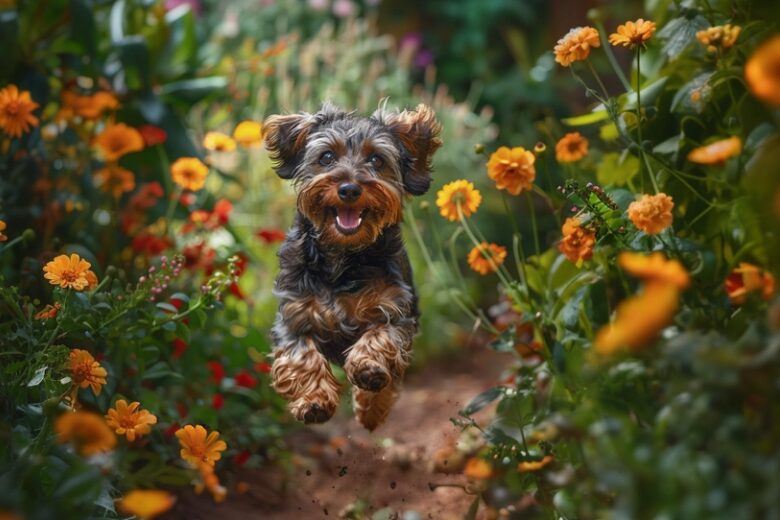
[467,242,507,275]
[554,26,601,66]
[195,462,228,502]
[35,302,61,320]
[118,490,176,519]
[745,35,780,107]
[558,217,596,265]
[696,24,741,52]
[105,400,158,442]
[0,84,39,138]
[59,91,119,120]
[518,455,554,472]
[555,132,589,163]
[687,136,741,164]
[94,123,144,161]
[95,164,135,198]
[233,120,263,147]
[436,180,482,221]
[609,19,657,48]
[628,193,674,235]
[69,348,108,395]
[725,262,776,304]
[486,146,536,195]
[175,425,227,467]
[463,457,492,480]
[618,252,690,289]
[55,411,116,456]
[171,157,209,191]
[43,253,93,290]
[203,131,237,152]
[0,220,6,241]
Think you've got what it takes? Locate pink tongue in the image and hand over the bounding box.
[336,207,361,229]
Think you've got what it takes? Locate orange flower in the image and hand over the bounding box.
[0,220,6,241]
[436,180,482,221]
[194,462,228,503]
[627,193,674,235]
[105,400,158,442]
[518,455,554,472]
[0,84,39,138]
[94,123,144,161]
[35,302,61,320]
[554,26,601,66]
[467,242,507,275]
[725,263,776,304]
[745,35,780,107]
[696,25,741,52]
[55,411,116,456]
[609,19,657,48]
[203,131,237,152]
[486,146,536,195]
[558,217,596,265]
[43,253,93,290]
[69,348,108,395]
[463,457,493,480]
[687,136,741,164]
[233,120,263,147]
[555,132,589,163]
[59,91,119,120]
[618,252,690,290]
[95,164,135,198]
[118,490,176,519]
[175,425,227,467]
[171,157,209,191]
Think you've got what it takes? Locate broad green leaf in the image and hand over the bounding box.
[460,387,503,416]
[657,14,709,58]
[597,152,639,186]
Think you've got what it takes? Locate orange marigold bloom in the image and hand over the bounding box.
[627,193,674,235]
[436,180,482,221]
[725,262,776,305]
[175,425,227,467]
[95,164,135,198]
[486,146,536,195]
[555,132,589,163]
[171,157,209,191]
[463,457,493,480]
[69,348,108,395]
[558,217,596,265]
[609,19,657,48]
[55,411,116,456]
[35,302,61,320]
[0,84,39,138]
[745,35,780,107]
[696,25,741,52]
[554,26,601,66]
[43,253,93,290]
[203,131,237,152]
[467,242,507,275]
[94,123,144,161]
[195,462,228,503]
[118,490,176,520]
[0,220,6,241]
[687,136,741,164]
[233,120,263,147]
[618,252,690,290]
[105,400,158,442]
[59,91,119,120]
[518,455,554,472]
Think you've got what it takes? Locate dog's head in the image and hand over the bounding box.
[263,102,442,249]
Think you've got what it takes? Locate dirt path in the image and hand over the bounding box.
[174,344,508,519]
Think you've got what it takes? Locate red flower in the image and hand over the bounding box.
[229,281,245,300]
[212,199,233,226]
[172,338,188,358]
[233,253,249,276]
[176,402,188,418]
[131,233,171,256]
[139,125,167,146]
[255,228,286,244]
[235,370,258,388]
[232,450,251,466]
[208,361,225,384]
[182,242,216,273]
[254,362,272,374]
[212,393,224,410]
[170,297,186,310]
[163,422,180,438]
[180,192,196,207]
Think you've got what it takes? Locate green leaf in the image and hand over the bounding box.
[597,151,639,186]
[657,14,709,58]
[465,496,480,520]
[488,326,515,352]
[27,366,46,387]
[460,387,503,416]
[561,109,609,126]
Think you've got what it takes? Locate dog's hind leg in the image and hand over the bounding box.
[352,382,398,431]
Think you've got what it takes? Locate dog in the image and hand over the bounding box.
[263,102,441,430]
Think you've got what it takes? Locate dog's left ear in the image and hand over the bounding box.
[378,104,442,195]
[263,112,317,179]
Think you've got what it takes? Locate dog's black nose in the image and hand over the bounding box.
[337,182,362,203]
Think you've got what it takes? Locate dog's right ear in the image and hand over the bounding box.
[263,112,317,179]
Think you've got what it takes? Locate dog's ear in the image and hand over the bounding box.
[263,112,317,179]
[378,104,442,195]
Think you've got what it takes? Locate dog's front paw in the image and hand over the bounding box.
[349,362,391,392]
[289,398,336,424]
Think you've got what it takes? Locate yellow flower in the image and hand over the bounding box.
[203,131,237,152]
[94,123,144,161]
[627,193,674,235]
[725,262,776,305]
[95,164,135,198]
[618,252,690,290]
[518,455,554,472]
[436,180,482,221]
[233,120,263,147]
[609,19,657,48]
[175,424,227,467]
[486,146,536,195]
[55,411,116,456]
[745,35,780,107]
[118,490,176,519]
[69,348,108,395]
[0,220,7,241]
[43,253,93,290]
[171,157,209,191]
[105,400,158,442]
[463,457,493,480]
[696,25,741,52]
[555,132,589,163]
[687,136,741,164]
[0,84,39,138]
[554,26,601,66]
[467,242,507,275]
[558,217,596,265]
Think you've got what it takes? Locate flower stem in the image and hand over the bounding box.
[526,191,541,257]
[635,48,660,194]
[595,20,632,91]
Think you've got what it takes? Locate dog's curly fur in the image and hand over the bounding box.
[264,102,441,430]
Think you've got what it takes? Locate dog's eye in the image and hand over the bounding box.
[319,151,336,166]
[368,154,384,169]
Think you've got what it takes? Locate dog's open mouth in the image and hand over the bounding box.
[333,207,365,235]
